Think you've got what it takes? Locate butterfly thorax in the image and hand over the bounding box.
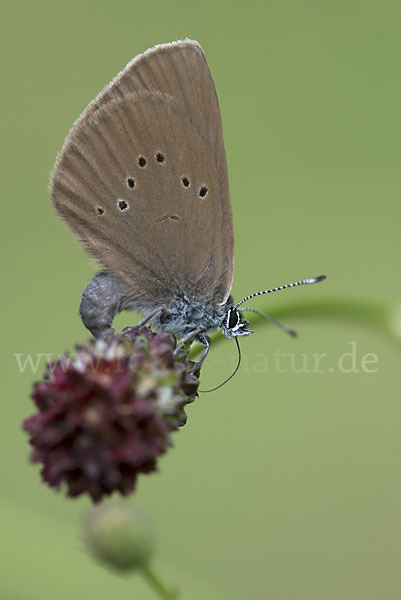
[149,295,229,337]
[149,295,251,339]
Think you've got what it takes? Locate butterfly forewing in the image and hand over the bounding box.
[51,40,234,306]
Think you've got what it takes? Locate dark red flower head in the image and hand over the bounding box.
[23,326,199,502]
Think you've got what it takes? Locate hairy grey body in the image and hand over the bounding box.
[80,271,234,340]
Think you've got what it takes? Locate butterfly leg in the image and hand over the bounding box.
[193,334,210,372]
[174,327,203,356]
[121,308,163,337]
[79,271,130,339]
[135,308,163,327]
[174,330,210,375]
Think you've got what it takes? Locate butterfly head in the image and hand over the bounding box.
[221,308,252,339]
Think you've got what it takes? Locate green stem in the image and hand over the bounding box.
[189,297,401,358]
[140,564,178,599]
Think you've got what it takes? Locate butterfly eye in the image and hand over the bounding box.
[228,309,239,329]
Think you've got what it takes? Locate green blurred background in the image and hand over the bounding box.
[1,0,400,598]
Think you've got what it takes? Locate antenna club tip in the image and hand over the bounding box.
[307,275,326,284]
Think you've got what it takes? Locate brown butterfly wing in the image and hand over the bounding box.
[51,40,234,306]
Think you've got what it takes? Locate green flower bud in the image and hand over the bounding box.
[85,503,155,572]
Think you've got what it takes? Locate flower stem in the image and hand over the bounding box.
[140,564,178,599]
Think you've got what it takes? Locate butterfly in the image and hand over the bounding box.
[51,39,325,372]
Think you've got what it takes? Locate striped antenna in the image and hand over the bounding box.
[234,275,326,310]
[238,307,298,337]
